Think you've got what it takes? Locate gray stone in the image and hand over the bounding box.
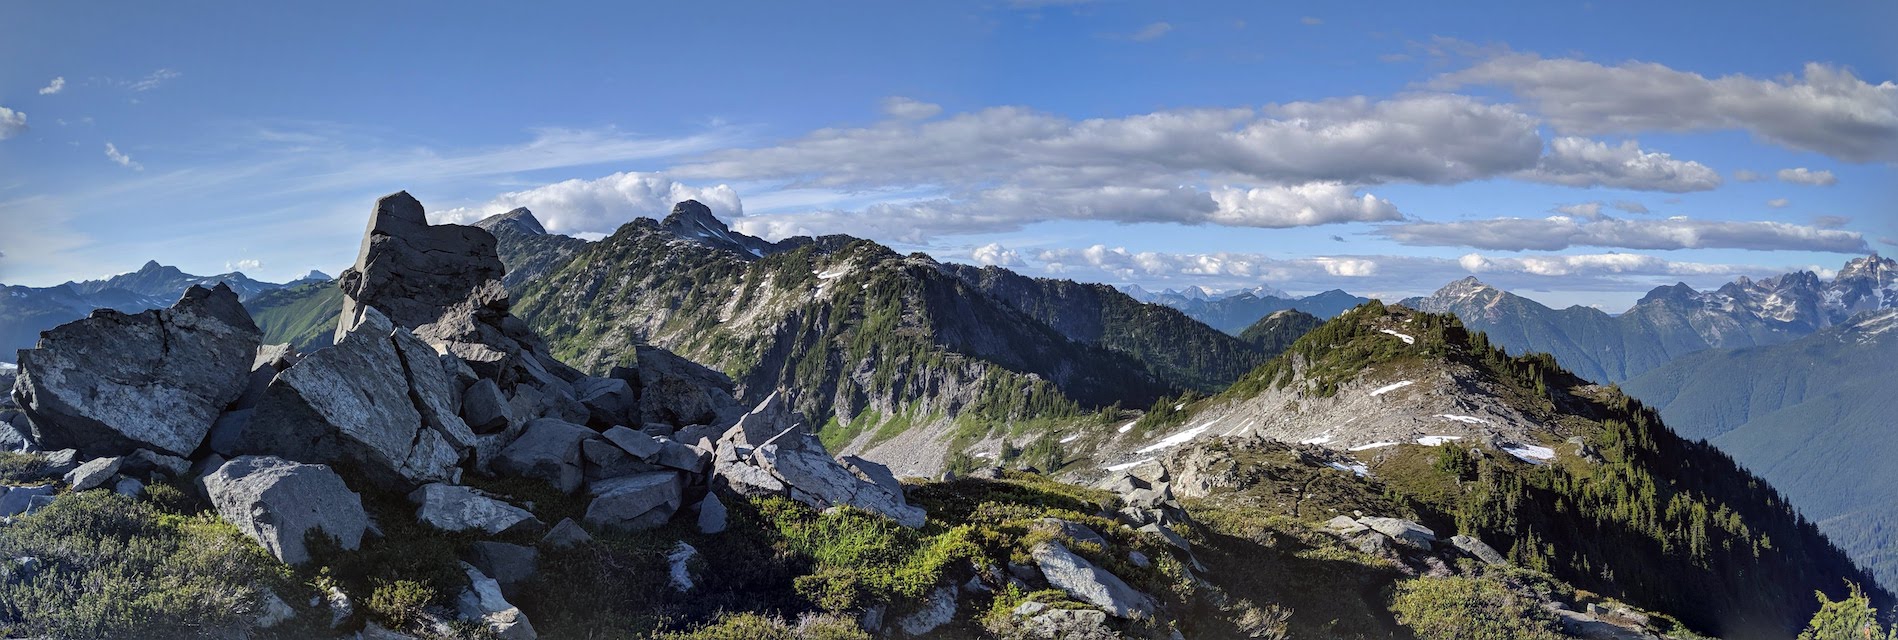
[455,562,537,640]
[1025,609,1113,639]
[721,390,800,447]
[601,425,663,459]
[336,192,507,343]
[113,476,144,497]
[575,377,636,428]
[409,483,542,535]
[203,456,367,565]
[493,418,593,494]
[0,485,56,516]
[1451,534,1507,565]
[1358,517,1436,550]
[540,518,592,548]
[16,284,260,457]
[391,328,477,451]
[652,439,707,472]
[584,472,682,532]
[1127,550,1150,568]
[582,438,662,484]
[896,585,957,636]
[1013,601,1047,617]
[666,541,699,592]
[321,584,353,629]
[469,541,538,599]
[640,422,676,438]
[39,449,78,475]
[461,378,511,434]
[205,409,253,457]
[710,397,927,529]
[240,308,463,487]
[1351,531,1397,557]
[253,589,296,629]
[1037,518,1108,549]
[1030,541,1153,619]
[124,448,190,479]
[697,493,728,534]
[633,345,743,428]
[1324,515,1369,536]
[63,456,121,491]
[842,455,905,498]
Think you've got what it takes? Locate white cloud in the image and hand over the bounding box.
[1456,252,1737,277]
[225,258,262,272]
[970,243,1024,267]
[1437,55,1898,162]
[1767,198,1790,208]
[1519,137,1721,192]
[433,171,742,236]
[127,68,182,92]
[880,97,942,120]
[1610,200,1648,214]
[37,77,65,96]
[1376,214,1868,253]
[1130,22,1173,41]
[104,143,142,170]
[1209,183,1401,227]
[0,107,24,140]
[1776,167,1838,186]
[1733,169,1765,182]
[1553,202,1604,220]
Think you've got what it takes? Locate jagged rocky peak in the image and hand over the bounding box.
[294,269,333,282]
[474,207,548,236]
[335,191,508,346]
[658,199,780,258]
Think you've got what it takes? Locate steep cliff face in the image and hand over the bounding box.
[508,203,1175,474]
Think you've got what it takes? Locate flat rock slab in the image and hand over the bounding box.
[203,455,366,565]
[410,483,542,536]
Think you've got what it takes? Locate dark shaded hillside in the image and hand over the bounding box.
[1236,308,1321,357]
[943,264,1269,392]
[1624,310,1898,591]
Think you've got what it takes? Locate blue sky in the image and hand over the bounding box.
[1,1,1892,309]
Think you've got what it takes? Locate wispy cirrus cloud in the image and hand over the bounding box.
[1374,214,1868,253]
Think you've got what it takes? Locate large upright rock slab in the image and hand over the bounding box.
[337,191,507,342]
[1030,541,1153,619]
[14,284,260,456]
[239,308,463,487]
[203,456,367,565]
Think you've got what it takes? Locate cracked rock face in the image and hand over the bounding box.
[203,455,367,566]
[239,307,467,487]
[15,284,260,457]
[712,393,927,528]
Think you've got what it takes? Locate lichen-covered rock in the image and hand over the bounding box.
[896,585,958,636]
[239,308,463,487]
[584,472,683,533]
[1358,516,1436,550]
[409,483,542,535]
[712,395,927,528]
[15,284,260,456]
[63,456,121,491]
[456,562,537,640]
[1451,534,1507,565]
[203,455,366,565]
[1030,541,1153,619]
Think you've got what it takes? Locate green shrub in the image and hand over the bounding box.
[365,579,436,630]
[1799,582,1889,640]
[657,612,870,640]
[0,451,50,484]
[1390,574,1565,640]
[0,491,294,639]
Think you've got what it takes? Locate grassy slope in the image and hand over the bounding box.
[245,281,344,353]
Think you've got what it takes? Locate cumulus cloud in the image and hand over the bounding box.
[1767,198,1790,208]
[225,258,262,272]
[433,171,742,236]
[104,143,142,170]
[970,243,1025,267]
[0,107,24,140]
[880,97,942,120]
[1130,22,1173,41]
[1207,183,1402,227]
[1519,137,1721,192]
[1437,55,1898,162]
[38,77,64,95]
[1776,167,1838,186]
[1375,214,1868,253]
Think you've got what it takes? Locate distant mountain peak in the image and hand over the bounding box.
[473,207,548,236]
[659,200,780,258]
[294,269,333,283]
[139,260,163,272]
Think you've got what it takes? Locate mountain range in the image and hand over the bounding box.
[1136,286,1370,334]
[1,261,328,358]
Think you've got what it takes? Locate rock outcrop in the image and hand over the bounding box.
[1030,541,1153,619]
[410,483,542,535]
[14,284,260,456]
[712,393,927,528]
[202,456,367,565]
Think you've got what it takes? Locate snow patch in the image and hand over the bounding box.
[1298,434,1333,445]
[1379,329,1416,345]
[1349,442,1397,452]
[815,267,851,280]
[1104,457,1155,472]
[1416,435,1463,446]
[1368,380,1414,396]
[1058,434,1080,444]
[1502,443,1556,464]
[1117,420,1137,434]
[1435,414,1489,425]
[1134,419,1220,455]
[1326,461,1370,477]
